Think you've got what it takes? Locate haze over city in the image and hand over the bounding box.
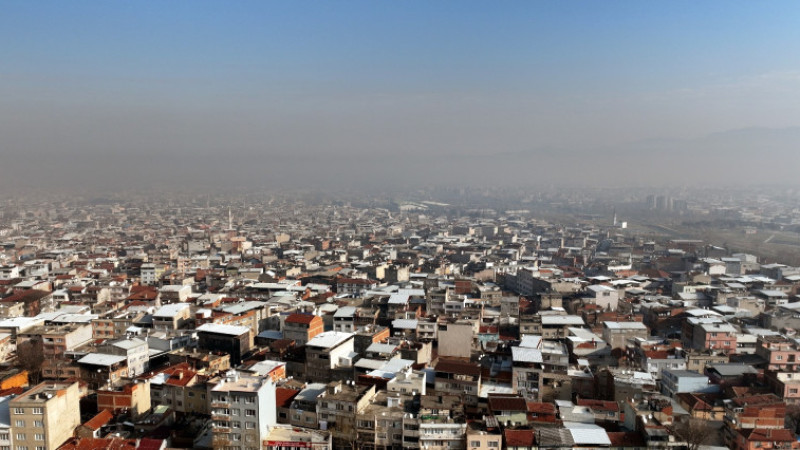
[3,1,800,191]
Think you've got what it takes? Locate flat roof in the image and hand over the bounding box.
[306,331,353,349]
[196,323,250,336]
[78,353,127,367]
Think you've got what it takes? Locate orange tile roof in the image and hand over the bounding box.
[82,409,114,431]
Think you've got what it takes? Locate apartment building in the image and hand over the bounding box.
[17,324,92,359]
[755,335,800,371]
[196,323,253,366]
[282,313,324,346]
[210,371,276,450]
[602,321,648,349]
[9,381,81,450]
[433,359,482,407]
[304,331,354,382]
[103,337,149,376]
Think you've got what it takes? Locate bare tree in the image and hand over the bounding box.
[669,417,715,450]
[786,403,800,435]
[17,338,44,385]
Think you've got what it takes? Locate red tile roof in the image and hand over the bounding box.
[82,409,114,431]
[504,429,536,446]
[488,394,527,412]
[526,402,557,414]
[739,428,796,442]
[285,313,319,325]
[434,358,481,377]
[275,387,300,408]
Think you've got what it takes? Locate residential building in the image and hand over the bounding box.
[196,323,253,366]
[304,331,355,382]
[282,313,324,347]
[9,381,81,450]
[210,370,276,450]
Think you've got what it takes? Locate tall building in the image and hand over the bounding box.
[210,370,276,450]
[9,381,81,450]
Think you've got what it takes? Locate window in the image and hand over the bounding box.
[14,434,25,442]
[31,409,42,415]
[245,409,256,416]
[14,421,23,428]
[777,355,783,361]
[245,422,255,429]
[12,409,23,415]
[488,442,500,448]
[33,421,42,428]
[33,435,43,442]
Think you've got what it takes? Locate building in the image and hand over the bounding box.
[96,380,152,419]
[210,370,276,450]
[17,323,92,359]
[9,381,81,450]
[145,362,207,415]
[765,371,800,404]
[683,318,737,353]
[723,394,786,446]
[304,331,355,382]
[317,381,377,448]
[104,337,149,376]
[434,359,482,406]
[755,335,800,372]
[282,314,324,347]
[586,284,620,311]
[437,321,474,358]
[196,323,253,366]
[77,353,129,390]
[263,424,332,450]
[660,369,717,398]
[602,321,648,349]
[730,428,800,450]
[152,303,192,331]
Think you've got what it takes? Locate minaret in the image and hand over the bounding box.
[613,208,618,227]
[228,207,233,230]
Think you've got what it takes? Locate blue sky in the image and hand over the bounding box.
[3,1,800,166]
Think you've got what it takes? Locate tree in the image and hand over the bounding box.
[16,338,44,385]
[669,417,716,450]
[786,403,800,435]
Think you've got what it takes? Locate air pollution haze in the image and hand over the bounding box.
[2,2,800,192]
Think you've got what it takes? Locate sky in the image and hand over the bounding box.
[3,1,800,190]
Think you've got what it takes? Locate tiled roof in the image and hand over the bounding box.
[434,358,481,377]
[284,313,319,325]
[504,429,535,446]
[82,409,113,431]
[487,394,527,412]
